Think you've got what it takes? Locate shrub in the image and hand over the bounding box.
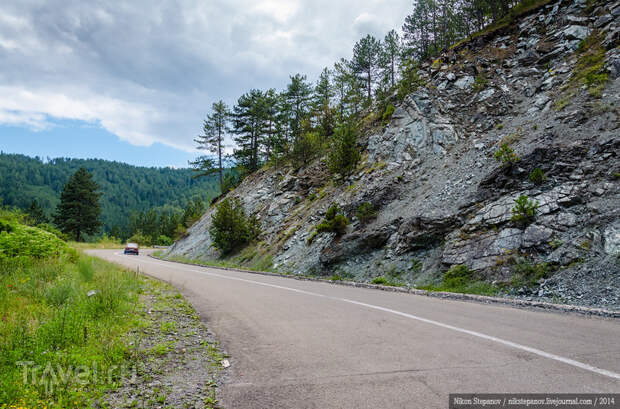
[511,195,539,226]
[356,202,377,224]
[397,58,424,102]
[328,124,360,179]
[511,259,551,288]
[382,103,396,123]
[528,168,547,185]
[291,131,323,168]
[209,198,260,255]
[0,221,67,261]
[472,74,488,92]
[307,204,349,244]
[494,143,520,165]
[442,264,474,288]
[371,276,388,285]
[128,230,151,247]
[155,235,174,246]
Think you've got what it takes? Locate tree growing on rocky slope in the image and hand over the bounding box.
[209,198,260,255]
[380,30,402,89]
[191,100,230,192]
[233,89,267,172]
[351,35,382,105]
[327,123,361,180]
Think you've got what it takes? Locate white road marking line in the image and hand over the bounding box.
[123,254,620,381]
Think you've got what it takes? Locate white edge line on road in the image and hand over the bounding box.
[124,254,620,381]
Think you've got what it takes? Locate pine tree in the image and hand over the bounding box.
[328,123,360,179]
[232,89,266,172]
[191,100,230,192]
[53,167,102,241]
[380,30,401,89]
[27,199,48,225]
[312,68,336,137]
[351,35,382,104]
[284,74,313,143]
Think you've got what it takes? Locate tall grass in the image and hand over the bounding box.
[0,253,144,408]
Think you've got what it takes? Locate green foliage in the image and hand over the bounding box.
[574,31,608,97]
[356,202,377,224]
[382,104,396,124]
[308,204,349,244]
[155,235,174,246]
[511,259,551,288]
[472,74,488,92]
[418,264,498,296]
[128,230,151,247]
[328,123,360,179]
[511,195,539,227]
[494,143,520,165]
[396,58,423,102]
[53,167,102,242]
[528,168,547,185]
[442,264,474,288]
[290,131,323,168]
[209,198,260,255]
[0,215,67,262]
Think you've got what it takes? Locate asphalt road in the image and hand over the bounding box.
[87,250,620,409]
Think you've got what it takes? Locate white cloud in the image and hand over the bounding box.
[0,0,411,153]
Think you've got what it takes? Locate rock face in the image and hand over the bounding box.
[168,0,620,310]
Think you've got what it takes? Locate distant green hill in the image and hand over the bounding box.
[0,153,219,235]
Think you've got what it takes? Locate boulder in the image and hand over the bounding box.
[562,25,590,41]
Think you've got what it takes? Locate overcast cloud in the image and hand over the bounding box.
[0,0,410,152]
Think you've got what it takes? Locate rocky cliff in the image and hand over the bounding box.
[167,0,620,309]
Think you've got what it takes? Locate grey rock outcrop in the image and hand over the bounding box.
[167,0,620,310]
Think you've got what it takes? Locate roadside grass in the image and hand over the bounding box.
[418,265,500,296]
[0,253,145,408]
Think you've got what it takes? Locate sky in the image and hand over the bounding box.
[0,0,411,168]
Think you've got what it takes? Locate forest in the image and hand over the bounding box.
[0,153,221,240]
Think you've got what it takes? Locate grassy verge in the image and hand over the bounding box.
[0,253,144,408]
[0,210,221,408]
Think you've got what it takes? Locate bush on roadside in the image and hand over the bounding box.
[209,198,261,255]
[442,264,475,288]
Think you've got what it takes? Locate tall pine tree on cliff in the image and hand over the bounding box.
[54,167,102,241]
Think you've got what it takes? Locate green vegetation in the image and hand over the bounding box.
[0,209,145,408]
[382,103,396,124]
[472,74,488,92]
[327,123,361,179]
[511,259,552,288]
[209,198,261,255]
[528,168,547,185]
[356,202,377,224]
[307,204,350,244]
[419,265,499,296]
[0,153,220,238]
[0,210,67,261]
[574,31,608,97]
[494,143,520,165]
[54,167,102,241]
[511,195,539,227]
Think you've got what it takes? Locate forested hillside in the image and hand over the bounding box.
[0,153,220,236]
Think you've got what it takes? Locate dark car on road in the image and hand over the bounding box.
[124,243,139,255]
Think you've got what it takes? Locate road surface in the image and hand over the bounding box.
[88,250,620,409]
